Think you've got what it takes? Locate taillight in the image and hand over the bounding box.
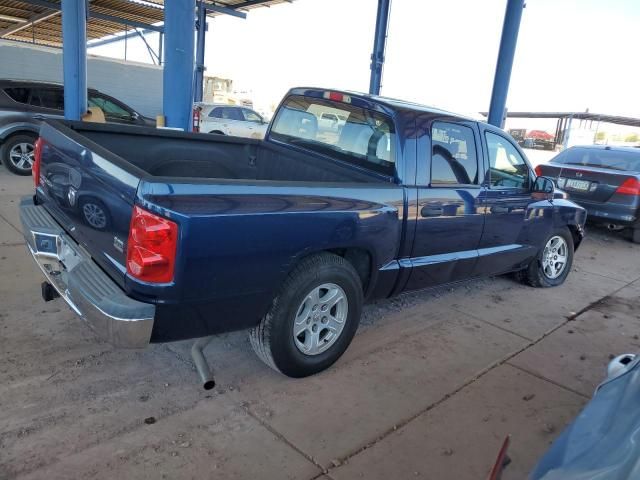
[126,206,178,283]
[534,165,543,177]
[33,137,44,187]
[323,91,352,104]
[615,178,640,196]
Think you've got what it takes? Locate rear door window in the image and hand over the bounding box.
[431,122,479,185]
[4,87,31,104]
[270,94,396,176]
[32,88,65,111]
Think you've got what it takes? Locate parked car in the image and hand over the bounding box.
[536,145,640,243]
[197,103,269,139]
[20,87,586,386]
[531,353,640,479]
[0,79,154,176]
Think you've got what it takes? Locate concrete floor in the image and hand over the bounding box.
[1,166,639,480]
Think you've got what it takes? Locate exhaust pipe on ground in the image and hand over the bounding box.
[191,336,216,390]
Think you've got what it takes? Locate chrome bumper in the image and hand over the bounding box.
[19,197,155,348]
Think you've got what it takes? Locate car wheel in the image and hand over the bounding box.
[249,252,363,378]
[79,197,111,231]
[1,133,37,175]
[518,227,574,287]
[632,227,640,244]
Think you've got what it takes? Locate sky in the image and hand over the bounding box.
[88,0,640,120]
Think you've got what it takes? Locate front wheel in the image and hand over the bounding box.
[518,227,574,287]
[249,252,363,378]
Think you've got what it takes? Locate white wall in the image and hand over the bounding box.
[0,40,163,117]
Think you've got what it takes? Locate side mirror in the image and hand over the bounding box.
[532,176,555,198]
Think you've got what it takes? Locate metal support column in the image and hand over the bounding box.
[194,2,207,103]
[563,114,574,149]
[487,0,525,127]
[163,0,196,131]
[61,0,87,120]
[369,0,391,95]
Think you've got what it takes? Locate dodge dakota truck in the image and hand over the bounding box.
[20,87,587,385]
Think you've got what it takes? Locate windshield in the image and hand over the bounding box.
[270,95,396,176]
[553,147,640,172]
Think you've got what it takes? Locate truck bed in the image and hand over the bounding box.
[67,122,388,184]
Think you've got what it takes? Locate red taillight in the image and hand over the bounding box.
[126,206,178,283]
[32,137,44,187]
[615,178,640,196]
[534,165,543,177]
[323,91,352,104]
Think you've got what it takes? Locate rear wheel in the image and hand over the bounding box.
[1,133,37,175]
[249,252,363,378]
[518,227,574,287]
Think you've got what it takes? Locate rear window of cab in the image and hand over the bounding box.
[270,95,396,176]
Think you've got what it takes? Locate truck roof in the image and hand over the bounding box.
[287,87,477,123]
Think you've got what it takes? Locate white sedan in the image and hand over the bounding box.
[198,104,269,139]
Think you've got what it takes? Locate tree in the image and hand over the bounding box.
[595,131,607,142]
[625,133,639,142]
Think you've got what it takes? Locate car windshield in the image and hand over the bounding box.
[553,148,640,172]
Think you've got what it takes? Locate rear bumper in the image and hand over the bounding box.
[577,199,639,227]
[19,196,155,348]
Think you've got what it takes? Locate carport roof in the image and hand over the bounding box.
[480,111,640,128]
[0,0,289,47]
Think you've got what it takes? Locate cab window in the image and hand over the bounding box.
[32,88,65,110]
[485,132,530,189]
[270,94,396,176]
[431,122,479,185]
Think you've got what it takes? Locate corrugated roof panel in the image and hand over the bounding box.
[0,0,288,46]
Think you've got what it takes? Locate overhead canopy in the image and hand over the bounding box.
[0,0,289,47]
[481,111,640,128]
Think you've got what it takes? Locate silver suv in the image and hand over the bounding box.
[0,80,153,175]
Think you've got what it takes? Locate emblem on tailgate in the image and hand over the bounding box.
[113,237,124,253]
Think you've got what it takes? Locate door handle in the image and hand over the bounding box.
[33,114,46,120]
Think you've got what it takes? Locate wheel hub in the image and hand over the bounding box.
[293,283,348,356]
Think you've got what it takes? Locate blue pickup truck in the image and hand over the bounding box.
[20,87,586,383]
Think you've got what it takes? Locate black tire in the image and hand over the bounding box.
[249,252,363,378]
[517,227,574,287]
[1,133,37,175]
[78,197,111,231]
[632,227,640,244]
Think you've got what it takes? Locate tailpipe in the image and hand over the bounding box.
[607,224,624,231]
[191,336,215,390]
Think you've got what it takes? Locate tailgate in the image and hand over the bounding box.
[35,122,142,286]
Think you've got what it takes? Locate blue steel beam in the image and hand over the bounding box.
[61,0,87,120]
[163,0,196,131]
[487,0,525,128]
[194,2,207,102]
[369,0,391,96]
